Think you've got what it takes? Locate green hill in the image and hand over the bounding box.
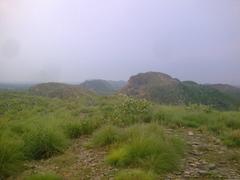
[29,82,93,99]
[0,83,33,90]
[121,72,239,110]
[207,84,240,103]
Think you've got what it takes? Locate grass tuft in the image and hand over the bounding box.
[106,124,185,173]
[114,169,156,180]
[90,125,125,147]
[23,125,68,160]
[64,119,99,139]
[0,132,24,178]
[24,172,62,180]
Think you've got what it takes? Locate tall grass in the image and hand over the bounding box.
[90,125,125,147]
[0,132,24,178]
[106,124,185,174]
[63,118,100,139]
[23,125,68,160]
[224,130,240,147]
[154,105,240,147]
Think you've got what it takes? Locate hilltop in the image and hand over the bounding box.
[121,72,240,109]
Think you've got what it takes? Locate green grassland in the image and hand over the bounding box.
[0,91,240,179]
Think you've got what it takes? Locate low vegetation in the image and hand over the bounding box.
[115,169,156,180]
[64,119,99,139]
[90,125,125,147]
[154,104,240,147]
[23,125,68,160]
[0,132,24,178]
[0,91,239,179]
[106,124,185,173]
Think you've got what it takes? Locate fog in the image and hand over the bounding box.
[0,0,240,85]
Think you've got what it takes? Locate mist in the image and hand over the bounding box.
[0,0,240,85]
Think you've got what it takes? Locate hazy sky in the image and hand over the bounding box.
[0,0,240,85]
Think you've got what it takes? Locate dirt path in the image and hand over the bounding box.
[16,129,240,180]
[17,137,117,180]
[165,128,240,179]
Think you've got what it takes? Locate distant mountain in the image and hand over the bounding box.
[80,79,126,95]
[29,82,92,99]
[121,72,240,109]
[0,83,33,90]
[207,84,240,102]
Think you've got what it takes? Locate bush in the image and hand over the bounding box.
[0,132,24,178]
[106,124,185,173]
[112,96,153,126]
[115,169,156,180]
[23,126,68,160]
[24,172,62,180]
[90,125,125,147]
[64,119,99,139]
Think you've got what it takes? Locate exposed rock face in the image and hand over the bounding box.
[121,72,186,104]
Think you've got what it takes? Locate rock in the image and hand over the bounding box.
[175,171,182,175]
[198,170,208,175]
[208,163,216,170]
[188,131,194,136]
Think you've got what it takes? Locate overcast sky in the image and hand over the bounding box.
[0,0,240,85]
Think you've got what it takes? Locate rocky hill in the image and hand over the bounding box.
[121,72,240,109]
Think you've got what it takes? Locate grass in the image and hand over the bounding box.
[23,125,68,160]
[0,132,24,178]
[90,125,125,147]
[64,119,99,139]
[114,169,156,180]
[224,130,240,147]
[154,105,240,147]
[106,124,185,174]
[0,92,240,178]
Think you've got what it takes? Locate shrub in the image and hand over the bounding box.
[23,126,68,160]
[115,169,156,180]
[24,172,62,180]
[0,132,24,178]
[112,96,153,126]
[64,119,99,139]
[106,124,185,173]
[90,125,125,147]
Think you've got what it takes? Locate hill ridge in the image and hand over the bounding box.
[121,71,240,109]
